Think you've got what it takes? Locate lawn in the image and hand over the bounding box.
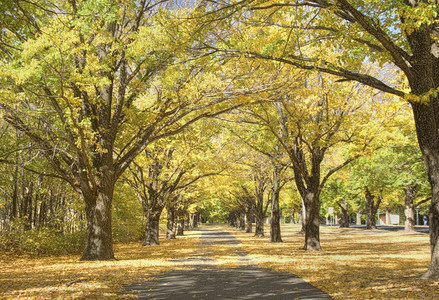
[226,223,438,299]
[1,223,438,299]
[0,230,202,299]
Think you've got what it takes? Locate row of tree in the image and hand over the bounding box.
[1,0,439,279]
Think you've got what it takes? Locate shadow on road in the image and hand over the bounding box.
[122,227,332,299]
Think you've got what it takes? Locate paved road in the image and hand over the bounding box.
[123,228,332,299]
[348,224,429,233]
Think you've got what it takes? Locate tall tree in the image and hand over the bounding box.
[0,0,245,260]
[211,0,439,278]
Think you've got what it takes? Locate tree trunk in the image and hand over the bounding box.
[270,169,282,242]
[238,213,245,230]
[184,219,191,231]
[254,210,264,237]
[290,210,295,224]
[412,101,439,278]
[192,213,198,228]
[166,202,177,240]
[304,191,321,250]
[81,189,115,260]
[356,210,363,225]
[177,219,184,236]
[405,192,416,233]
[23,183,33,230]
[299,206,306,233]
[245,203,253,233]
[365,188,381,230]
[339,201,349,228]
[385,208,391,225]
[143,210,162,246]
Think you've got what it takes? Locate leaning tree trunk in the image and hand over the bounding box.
[303,191,321,250]
[143,209,162,246]
[81,181,115,260]
[270,170,282,242]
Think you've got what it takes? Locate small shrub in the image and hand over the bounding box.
[0,228,84,256]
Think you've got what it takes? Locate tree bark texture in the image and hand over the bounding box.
[177,219,184,236]
[254,211,265,237]
[365,188,381,230]
[238,213,245,230]
[80,182,115,260]
[411,100,439,278]
[166,204,177,240]
[404,185,417,232]
[356,210,363,225]
[246,203,253,233]
[270,167,282,242]
[143,210,162,246]
[338,201,349,228]
[303,191,321,250]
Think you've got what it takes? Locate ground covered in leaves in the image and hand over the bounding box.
[0,230,202,299]
[1,224,438,299]
[227,224,438,299]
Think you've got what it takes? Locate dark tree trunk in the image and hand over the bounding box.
[254,211,264,237]
[81,188,115,260]
[177,219,184,236]
[184,219,191,231]
[303,191,321,250]
[270,168,282,242]
[245,203,253,233]
[410,98,439,278]
[229,213,236,227]
[166,202,177,240]
[192,213,198,228]
[338,201,349,228]
[365,188,381,230]
[143,210,161,246]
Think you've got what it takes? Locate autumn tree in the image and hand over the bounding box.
[0,0,250,260]
[206,0,439,278]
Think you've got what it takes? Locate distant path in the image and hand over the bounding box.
[123,226,332,299]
